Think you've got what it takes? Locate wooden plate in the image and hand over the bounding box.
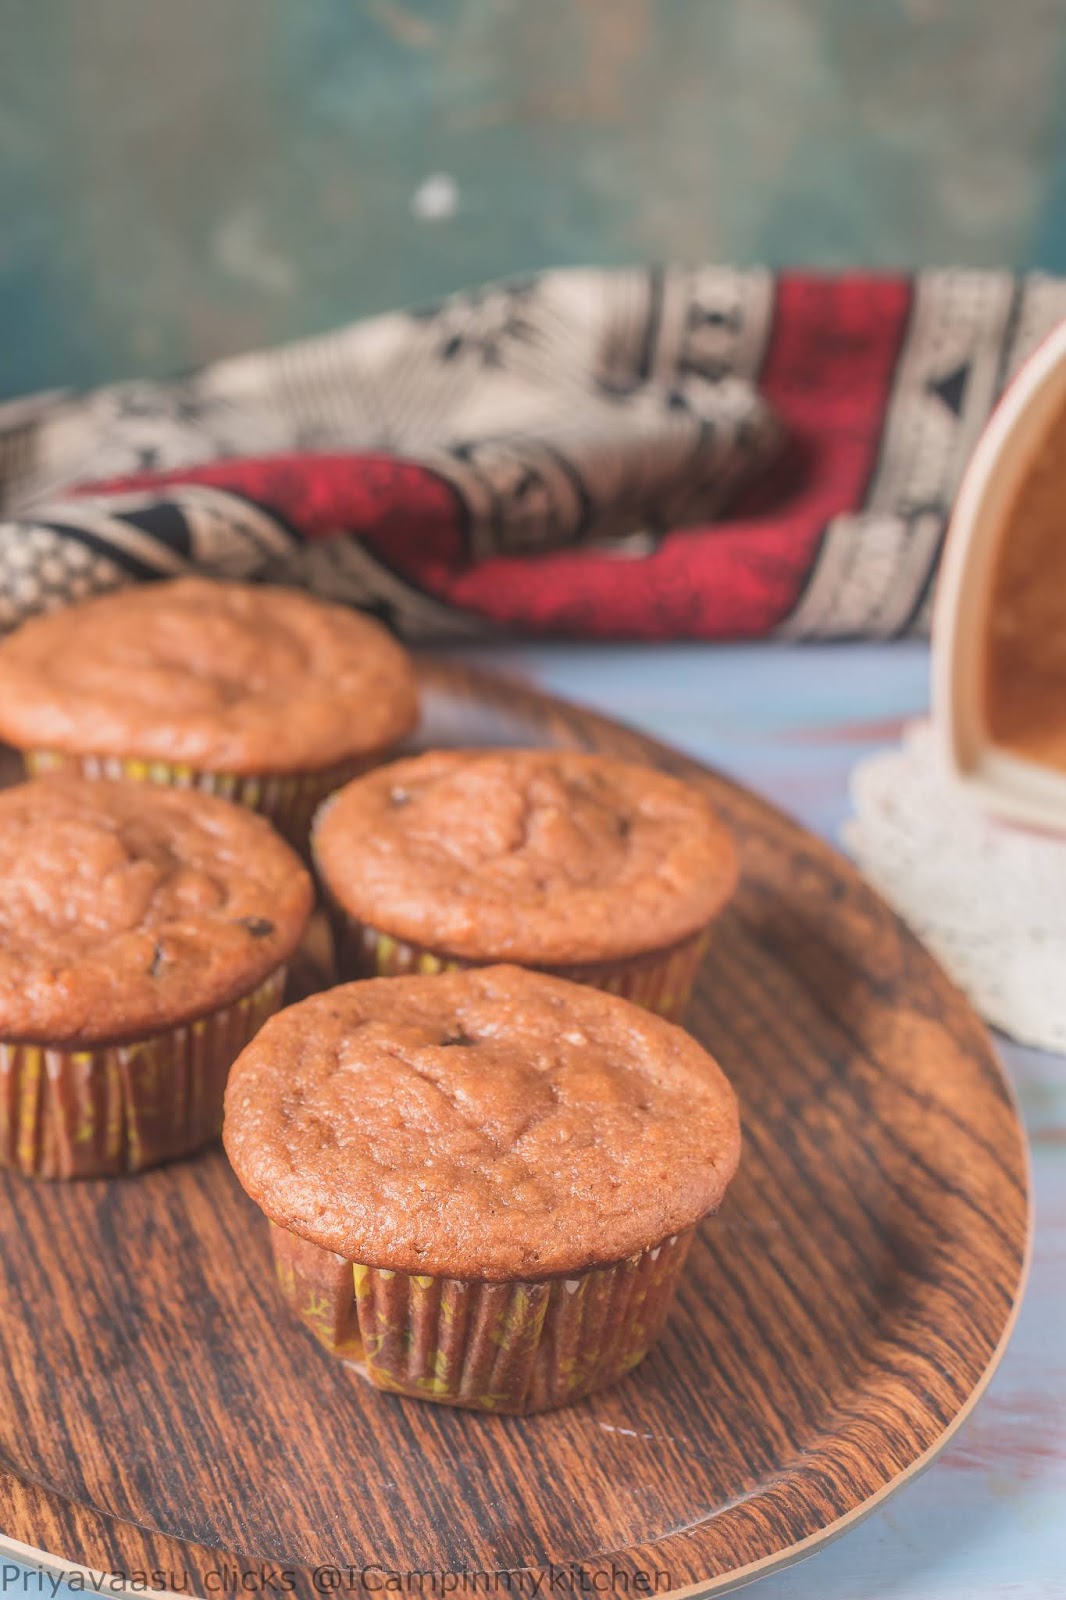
[0,659,1030,1598]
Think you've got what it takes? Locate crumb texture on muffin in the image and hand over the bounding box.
[0,579,418,771]
[0,777,311,1043]
[223,965,741,1280]
[313,749,737,963]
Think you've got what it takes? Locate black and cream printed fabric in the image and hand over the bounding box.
[0,265,1062,641]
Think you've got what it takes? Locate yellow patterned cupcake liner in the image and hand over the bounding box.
[25,749,374,854]
[271,1222,695,1413]
[321,900,710,1022]
[0,967,287,1180]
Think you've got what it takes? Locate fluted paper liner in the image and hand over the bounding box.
[26,749,372,853]
[271,1222,695,1413]
[0,968,286,1179]
[322,900,710,1022]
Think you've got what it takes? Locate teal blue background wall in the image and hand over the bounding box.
[3,0,1066,400]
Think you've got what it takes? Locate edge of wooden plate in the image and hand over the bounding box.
[0,1272,1030,1600]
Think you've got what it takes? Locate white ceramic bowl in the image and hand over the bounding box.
[934,316,1066,833]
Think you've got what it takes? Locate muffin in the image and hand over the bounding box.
[0,578,419,849]
[0,776,312,1178]
[312,749,737,1019]
[223,964,740,1413]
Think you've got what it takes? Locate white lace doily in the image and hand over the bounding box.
[844,720,1066,1055]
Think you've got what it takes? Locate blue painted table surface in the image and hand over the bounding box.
[10,639,1061,1599]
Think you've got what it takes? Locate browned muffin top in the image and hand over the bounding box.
[223,965,740,1280]
[312,750,738,964]
[0,579,418,772]
[0,777,312,1044]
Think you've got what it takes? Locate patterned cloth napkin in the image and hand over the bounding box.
[1,265,1063,640]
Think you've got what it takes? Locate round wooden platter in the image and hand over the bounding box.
[0,658,1030,1599]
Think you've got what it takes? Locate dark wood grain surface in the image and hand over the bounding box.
[0,660,1031,1597]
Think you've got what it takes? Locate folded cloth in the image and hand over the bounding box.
[0,266,1063,641]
